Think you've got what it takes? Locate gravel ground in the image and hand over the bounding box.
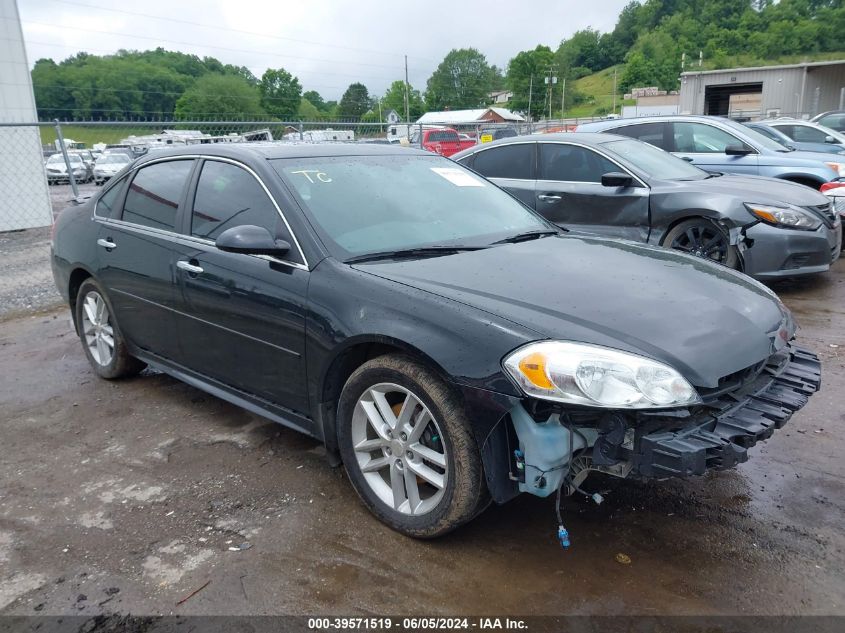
[0,183,99,318]
[0,259,843,618]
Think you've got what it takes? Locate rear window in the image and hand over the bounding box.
[427,130,459,143]
[122,160,193,232]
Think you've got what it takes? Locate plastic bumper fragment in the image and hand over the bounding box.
[633,346,821,478]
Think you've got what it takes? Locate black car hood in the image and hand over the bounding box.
[356,236,792,388]
[654,174,831,207]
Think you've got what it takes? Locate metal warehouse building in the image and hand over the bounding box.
[679,60,845,119]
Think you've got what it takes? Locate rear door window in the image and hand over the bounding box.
[539,143,620,182]
[471,143,535,180]
[122,160,194,232]
[609,122,670,150]
[96,176,127,219]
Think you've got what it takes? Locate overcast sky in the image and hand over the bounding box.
[19,0,630,101]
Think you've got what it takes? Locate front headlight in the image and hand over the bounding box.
[745,203,821,230]
[825,162,845,177]
[503,341,701,409]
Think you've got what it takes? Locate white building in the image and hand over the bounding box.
[416,107,524,126]
[0,0,53,231]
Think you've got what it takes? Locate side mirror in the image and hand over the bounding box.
[601,172,633,188]
[725,144,753,156]
[215,225,290,256]
[824,135,839,144]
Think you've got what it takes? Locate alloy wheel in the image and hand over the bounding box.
[81,290,114,366]
[351,383,447,516]
[670,224,729,263]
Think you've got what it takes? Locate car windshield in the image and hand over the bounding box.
[719,119,787,152]
[97,154,130,165]
[602,138,708,181]
[273,154,550,258]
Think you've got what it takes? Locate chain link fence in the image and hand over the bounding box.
[0,111,827,318]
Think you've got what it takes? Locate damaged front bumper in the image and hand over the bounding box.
[505,345,821,499]
[633,346,821,477]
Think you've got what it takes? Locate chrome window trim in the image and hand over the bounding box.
[92,154,310,271]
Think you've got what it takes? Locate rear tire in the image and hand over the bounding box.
[75,278,146,380]
[662,218,739,269]
[337,354,487,538]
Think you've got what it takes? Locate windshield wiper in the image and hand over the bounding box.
[491,229,562,245]
[344,245,487,264]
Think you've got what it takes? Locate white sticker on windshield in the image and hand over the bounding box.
[430,167,485,187]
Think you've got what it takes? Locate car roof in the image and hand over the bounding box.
[577,114,743,130]
[133,141,429,165]
[452,132,629,158]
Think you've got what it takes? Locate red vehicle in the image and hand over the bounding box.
[412,127,476,157]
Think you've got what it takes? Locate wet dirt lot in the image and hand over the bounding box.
[0,261,843,617]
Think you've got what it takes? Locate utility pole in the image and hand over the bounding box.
[527,75,533,129]
[612,67,618,114]
[404,54,411,140]
[561,77,566,120]
[544,67,557,121]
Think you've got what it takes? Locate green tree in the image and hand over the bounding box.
[174,74,266,119]
[619,52,658,93]
[556,29,608,73]
[259,68,302,120]
[425,48,494,110]
[381,80,424,120]
[338,82,371,118]
[506,45,556,119]
[302,90,326,111]
[297,97,321,120]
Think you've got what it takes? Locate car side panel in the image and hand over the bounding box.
[94,221,183,360]
[172,240,311,417]
[533,179,650,241]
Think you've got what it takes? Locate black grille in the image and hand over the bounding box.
[806,201,836,226]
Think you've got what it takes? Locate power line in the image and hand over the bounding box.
[7,81,335,104]
[21,19,417,77]
[16,36,406,84]
[40,0,438,63]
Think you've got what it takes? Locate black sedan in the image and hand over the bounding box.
[51,144,820,538]
[453,134,841,280]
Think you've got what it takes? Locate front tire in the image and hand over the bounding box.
[75,278,146,379]
[337,354,486,538]
[662,218,739,269]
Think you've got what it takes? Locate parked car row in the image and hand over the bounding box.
[45,149,133,186]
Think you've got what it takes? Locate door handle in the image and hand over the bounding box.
[96,238,117,250]
[176,260,204,275]
[537,194,562,203]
